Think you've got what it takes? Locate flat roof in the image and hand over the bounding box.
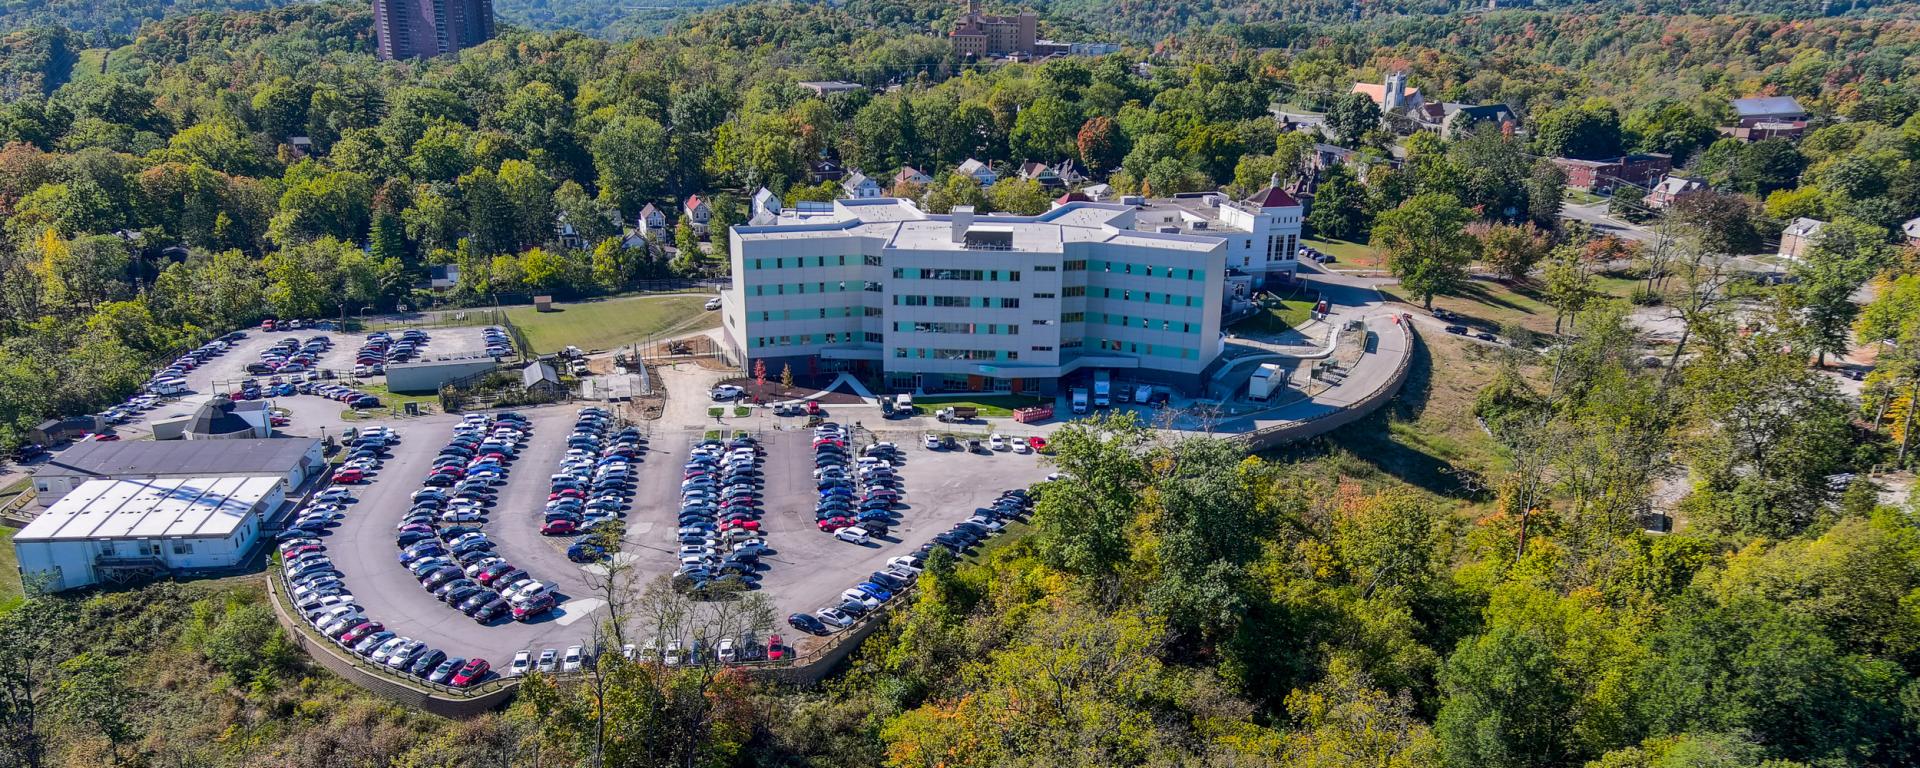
[17,476,280,542]
[35,438,318,481]
[734,198,1220,254]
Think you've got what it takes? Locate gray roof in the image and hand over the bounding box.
[1784,217,1826,238]
[1732,96,1805,118]
[188,396,255,436]
[522,361,560,388]
[35,437,319,480]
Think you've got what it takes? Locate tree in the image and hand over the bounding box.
[52,652,139,765]
[924,174,989,214]
[1284,655,1440,768]
[779,363,793,391]
[672,220,702,276]
[1326,92,1382,147]
[1524,158,1568,227]
[592,115,670,214]
[1791,217,1891,365]
[987,178,1051,216]
[1478,222,1553,282]
[1075,115,1125,175]
[1304,163,1366,240]
[1533,102,1624,160]
[1542,245,1594,334]
[1009,96,1080,162]
[1372,193,1478,309]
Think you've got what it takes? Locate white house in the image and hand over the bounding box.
[957,158,997,186]
[1779,217,1827,260]
[637,203,667,234]
[842,172,882,199]
[1902,216,1920,246]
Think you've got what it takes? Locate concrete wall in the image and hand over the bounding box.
[1231,321,1416,452]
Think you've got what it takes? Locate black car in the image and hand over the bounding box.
[471,599,508,622]
[1444,324,1469,335]
[787,612,827,634]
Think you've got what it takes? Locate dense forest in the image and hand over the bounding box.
[1,0,1919,766]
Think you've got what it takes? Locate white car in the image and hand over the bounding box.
[562,645,585,673]
[704,297,722,311]
[370,637,412,664]
[1012,439,1032,454]
[841,590,881,609]
[716,638,737,663]
[710,385,745,400]
[316,488,353,502]
[508,650,532,676]
[441,510,484,523]
[834,527,871,545]
[664,640,683,666]
[988,434,1008,451]
[887,556,923,573]
[924,434,940,450]
[815,608,854,628]
[536,648,558,673]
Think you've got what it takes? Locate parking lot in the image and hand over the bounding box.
[303,408,1055,670]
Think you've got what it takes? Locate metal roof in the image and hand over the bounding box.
[35,438,318,480]
[1732,96,1805,118]
[15,476,279,542]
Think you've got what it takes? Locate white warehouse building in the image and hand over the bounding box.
[721,194,1230,395]
[12,476,285,592]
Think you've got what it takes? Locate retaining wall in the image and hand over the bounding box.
[1230,319,1417,453]
[267,574,517,718]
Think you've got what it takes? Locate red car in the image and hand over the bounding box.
[511,593,555,621]
[333,469,367,483]
[816,517,853,532]
[450,658,490,687]
[549,489,584,501]
[806,401,822,416]
[339,622,382,644]
[1028,437,1048,452]
[82,433,120,442]
[261,319,277,331]
[270,416,291,426]
[767,635,785,660]
[541,519,577,535]
[720,519,761,532]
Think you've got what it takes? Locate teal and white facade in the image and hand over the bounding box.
[721,197,1227,395]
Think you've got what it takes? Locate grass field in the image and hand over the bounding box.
[0,525,22,609]
[1303,236,1384,269]
[339,382,441,420]
[915,394,1053,418]
[1232,288,1318,335]
[505,294,718,353]
[1384,273,1642,335]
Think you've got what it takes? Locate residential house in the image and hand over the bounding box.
[1903,216,1920,246]
[842,172,882,199]
[1552,154,1673,194]
[554,216,585,250]
[1052,191,1091,208]
[637,203,667,235]
[1017,161,1063,187]
[1053,159,1088,187]
[750,188,783,226]
[429,264,461,290]
[956,158,997,186]
[1643,175,1706,210]
[1081,183,1114,201]
[1779,217,1826,260]
[893,166,933,188]
[684,195,713,234]
[809,150,846,183]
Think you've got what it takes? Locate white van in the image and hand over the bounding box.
[150,377,188,396]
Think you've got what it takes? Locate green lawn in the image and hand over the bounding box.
[505,294,718,353]
[1383,272,1641,335]
[1563,188,1606,206]
[1232,288,1318,335]
[915,394,1052,418]
[1303,236,1383,269]
[0,525,22,609]
[339,382,440,420]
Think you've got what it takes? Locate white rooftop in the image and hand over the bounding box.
[733,198,1221,254]
[17,476,279,542]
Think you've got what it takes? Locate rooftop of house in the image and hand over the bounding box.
[1784,217,1827,238]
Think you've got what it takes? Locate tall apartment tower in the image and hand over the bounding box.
[374,0,496,61]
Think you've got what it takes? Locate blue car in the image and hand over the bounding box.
[853,583,893,601]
